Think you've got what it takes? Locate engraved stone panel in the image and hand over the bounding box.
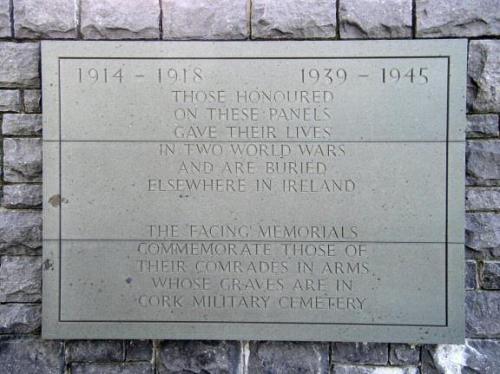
[42,40,466,342]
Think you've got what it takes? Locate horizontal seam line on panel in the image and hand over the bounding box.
[45,239,464,244]
[58,56,449,60]
[56,320,448,326]
[43,140,465,143]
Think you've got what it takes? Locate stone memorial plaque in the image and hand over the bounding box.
[42,40,466,342]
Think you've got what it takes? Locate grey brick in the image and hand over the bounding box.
[466,188,500,211]
[465,290,500,338]
[468,40,500,113]
[417,0,500,37]
[0,42,40,88]
[0,338,64,374]
[480,261,500,289]
[466,260,477,290]
[0,90,21,112]
[0,255,41,302]
[332,342,388,365]
[157,340,241,374]
[66,340,124,362]
[466,114,499,138]
[81,0,159,39]
[23,89,41,113]
[389,344,420,365]
[339,0,412,38]
[2,184,42,208]
[125,340,152,361]
[3,138,42,182]
[466,140,500,186]
[2,113,42,135]
[248,341,329,374]
[0,0,10,37]
[252,0,336,39]
[13,0,76,38]
[333,365,418,374]
[0,303,41,333]
[465,213,500,257]
[163,0,248,40]
[71,362,153,374]
[0,210,42,255]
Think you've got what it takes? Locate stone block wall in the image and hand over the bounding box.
[0,0,498,373]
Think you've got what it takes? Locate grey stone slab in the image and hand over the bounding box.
[0,42,40,88]
[41,40,466,343]
[162,0,248,40]
[416,0,500,37]
[0,338,64,374]
[0,90,21,112]
[2,184,42,208]
[81,0,159,39]
[0,255,42,302]
[339,0,412,39]
[0,0,10,38]
[13,0,77,38]
[2,113,42,135]
[248,341,329,374]
[252,0,336,39]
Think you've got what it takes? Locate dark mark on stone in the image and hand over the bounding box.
[43,259,54,271]
[126,277,133,284]
[48,194,69,207]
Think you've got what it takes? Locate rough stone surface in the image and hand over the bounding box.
[332,342,388,365]
[0,255,41,302]
[466,140,500,186]
[333,365,418,374]
[252,0,336,39]
[71,362,153,374]
[465,291,500,338]
[466,188,500,211]
[468,40,500,113]
[125,340,152,361]
[0,43,40,88]
[0,90,21,112]
[13,0,77,38]
[2,113,42,135]
[339,0,412,38]
[157,340,241,374]
[2,184,42,208]
[389,344,420,365]
[163,0,248,40]
[424,340,500,374]
[65,340,123,362]
[0,338,64,374]
[3,138,42,182]
[0,210,42,254]
[23,89,41,113]
[0,0,10,37]
[481,261,500,289]
[466,260,477,290]
[81,0,159,39]
[417,0,500,38]
[0,303,41,333]
[465,213,500,257]
[248,341,329,374]
[466,114,499,138]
